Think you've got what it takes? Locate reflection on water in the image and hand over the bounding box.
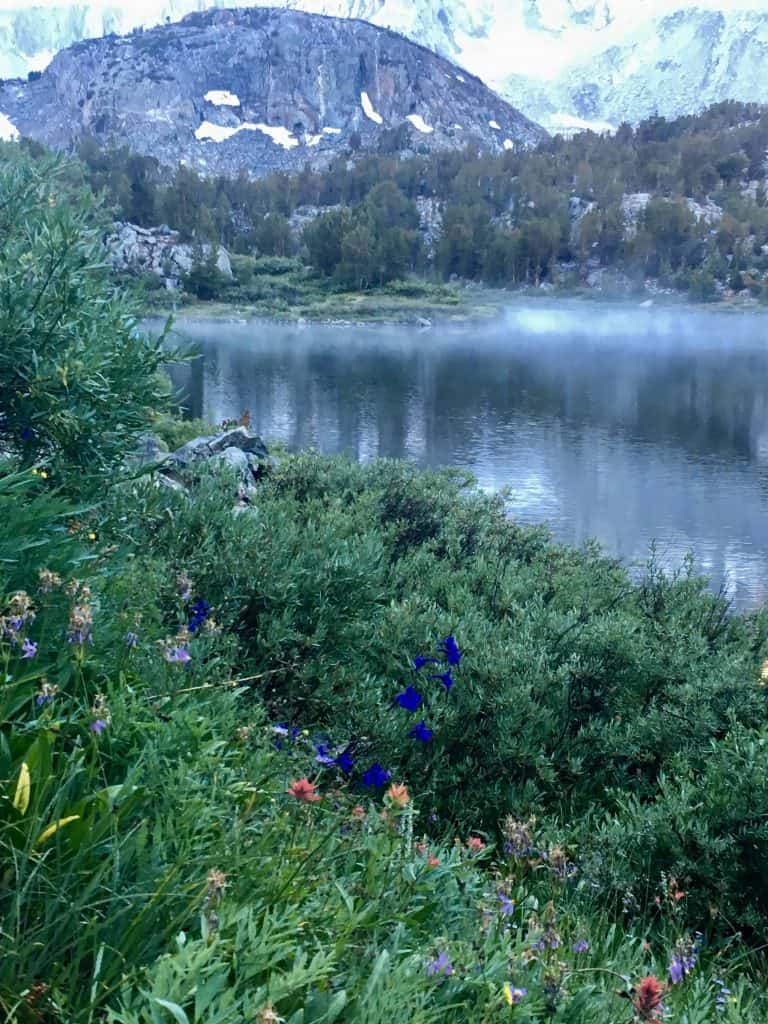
[162,303,768,608]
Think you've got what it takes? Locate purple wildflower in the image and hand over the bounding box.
[498,893,516,916]
[429,670,453,691]
[362,762,391,788]
[408,720,433,743]
[414,655,440,671]
[90,719,108,735]
[124,631,138,648]
[505,986,527,1005]
[438,635,462,666]
[165,645,191,664]
[426,952,453,977]
[714,979,732,1012]
[572,939,590,954]
[21,638,37,659]
[394,685,423,711]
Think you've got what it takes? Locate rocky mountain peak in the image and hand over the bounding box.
[0,7,545,177]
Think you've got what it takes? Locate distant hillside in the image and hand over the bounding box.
[0,7,545,178]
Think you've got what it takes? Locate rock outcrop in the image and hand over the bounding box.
[107,221,233,288]
[0,7,545,179]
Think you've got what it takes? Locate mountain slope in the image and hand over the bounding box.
[3,1,768,131]
[0,8,544,177]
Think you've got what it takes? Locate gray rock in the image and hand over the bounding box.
[208,427,268,458]
[213,445,250,473]
[171,435,216,466]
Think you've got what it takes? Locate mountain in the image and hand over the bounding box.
[0,8,544,177]
[3,1,768,132]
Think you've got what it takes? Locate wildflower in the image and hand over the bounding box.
[188,598,211,633]
[714,979,732,1013]
[669,936,698,985]
[425,952,453,977]
[19,426,35,442]
[35,681,59,706]
[394,685,422,711]
[165,644,191,664]
[334,749,354,773]
[502,815,538,858]
[9,591,35,626]
[414,655,440,671]
[572,939,590,953]
[351,805,366,819]
[498,892,515,916]
[287,778,321,803]
[89,693,111,735]
[408,720,433,743]
[67,603,93,645]
[206,868,228,901]
[632,976,665,1021]
[430,669,454,691]
[21,638,37,659]
[466,836,486,852]
[362,762,391,788]
[124,631,138,648]
[427,854,441,867]
[438,635,462,666]
[38,569,62,592]
[314,743,336,766]
[385,783,410,808]
[503,984,528,1005]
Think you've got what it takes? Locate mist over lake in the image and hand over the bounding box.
[165,302,768,609]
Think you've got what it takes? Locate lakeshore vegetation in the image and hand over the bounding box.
[3,150,768,1024]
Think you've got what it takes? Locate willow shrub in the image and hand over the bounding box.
[0,149,172,493]
[105,453,768,937]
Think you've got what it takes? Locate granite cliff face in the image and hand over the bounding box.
[0,8,544,177]
[3,1,768,132]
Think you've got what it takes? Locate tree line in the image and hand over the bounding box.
[73,100,768,297]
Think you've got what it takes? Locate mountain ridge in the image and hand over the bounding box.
[3,1,768,132]
[0,7,545,176]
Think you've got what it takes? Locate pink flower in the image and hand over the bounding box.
[287,778,321,803]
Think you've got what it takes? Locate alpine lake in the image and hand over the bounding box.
[160,301,768,609]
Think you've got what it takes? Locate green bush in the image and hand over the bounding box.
[0,154,171,491]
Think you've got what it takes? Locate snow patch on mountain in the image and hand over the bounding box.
[0,111,19,140]
[360,90,383,125]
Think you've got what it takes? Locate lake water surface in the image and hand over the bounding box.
[164,303,768,609]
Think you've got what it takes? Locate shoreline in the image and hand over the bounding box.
[145,286,768,328]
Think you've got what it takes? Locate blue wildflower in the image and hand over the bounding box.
[572,939,590,954]
[90,719,108,735]
[394,685,423,711]
[414,655,440,671]
[314,743,335,766]
[438,635,462,666]
[362,762,391,788]
[425,952,453,977]
[188,599,211,633]
[409,720,433,743]
[125,631,138,648]
[334,749,354,774]
[429,670,453,691]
